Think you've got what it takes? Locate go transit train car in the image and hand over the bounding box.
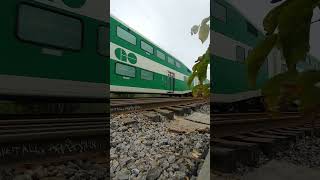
[211,0,320,112]
[109,15,192,97]
[0,0,108,101]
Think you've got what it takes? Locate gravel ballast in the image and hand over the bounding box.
[110,105,210,180]
[0,159,109,180]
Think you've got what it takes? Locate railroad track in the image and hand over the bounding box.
[212,112,320,173]
[0,114,107,143]
[0,151,107,169]
[0,113,107,163]
[111,97,207,114]
[212,112,305,138]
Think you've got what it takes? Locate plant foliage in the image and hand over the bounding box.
[188,17,210,98]
[246,0,320,114]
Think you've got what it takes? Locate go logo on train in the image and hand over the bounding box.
[115,48,137,64]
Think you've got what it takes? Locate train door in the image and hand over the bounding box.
[167,72,175,93]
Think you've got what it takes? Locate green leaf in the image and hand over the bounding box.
[262,70,299,112]
[246,34,278,87]
[198,23,210,43]
[187,72,197,87]
[263,0,289,35]
[278,0,314,68]
[192,84,210,98]
[297,70,320,87]
[191,25,199,35]
[201,17,210,25]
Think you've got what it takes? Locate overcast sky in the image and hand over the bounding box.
[110,0,210,77]
[228,0,320,60]
[110,0,320,81]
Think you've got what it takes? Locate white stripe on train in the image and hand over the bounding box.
[110,85,191,94]
[110,42,188,81]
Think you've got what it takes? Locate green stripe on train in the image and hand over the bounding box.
[110,59,189,91]
[212,55,268,94]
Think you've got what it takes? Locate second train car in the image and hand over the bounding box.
[109,15,192,98]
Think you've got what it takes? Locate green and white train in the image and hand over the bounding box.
[109,15,192,97]
[1,0,108,101]
[1,0,191,101]
[211,0,320,112]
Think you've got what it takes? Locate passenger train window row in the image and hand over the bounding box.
[114,62,189,83]
[213,1,258,37]
[115,24,185,71]
[18,4,83,50]
[17,3,109,56]
[115,63,154,81]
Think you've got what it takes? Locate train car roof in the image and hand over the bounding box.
[110,14,191,71]
[34,0,107,22]
[223,0,264,35]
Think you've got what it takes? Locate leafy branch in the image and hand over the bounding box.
[188,16,210,98]
[247,0,320,133]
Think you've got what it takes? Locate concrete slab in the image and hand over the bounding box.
[213,138,260,166]
[167,116,209,133]
[185,104,200,111]
[242,160,320,180]
[175,105,192,114]
[185,112,210,125]
[164,107,185,116]
[144,111,161,122]
[197,151,210,180]
[154,109,174,120]
[212,147,237,173]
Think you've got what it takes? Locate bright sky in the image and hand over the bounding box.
[228,0,320,60]
[110,0,210,78]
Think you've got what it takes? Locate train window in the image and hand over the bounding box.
[246,21,258,37]
[213,2,227,23]
[117,26,136,45]
[175,61,181,68]
[97,25,108,56]
[156,50,166,60]
[236,46,245,62]
[141,69,154,80]
[17,4,82,50]
[115,63,136,78]
[168,56,175,65]
[141,41,154,54]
